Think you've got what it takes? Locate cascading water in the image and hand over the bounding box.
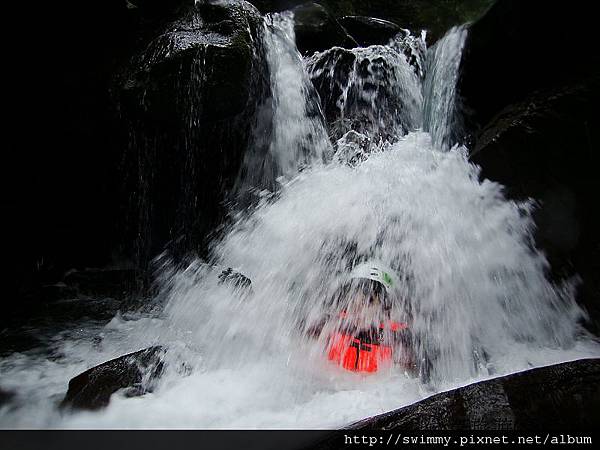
[1,13,598,429]
[234,12,331,194]
[305,34,424,160]
[422,26,469,149]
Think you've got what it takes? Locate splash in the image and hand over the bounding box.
[2,133,596,429]
[167,132,589,384]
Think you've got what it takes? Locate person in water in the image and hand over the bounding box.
[306,262,418,374]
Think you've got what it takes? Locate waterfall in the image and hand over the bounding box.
[306,35,424,159]
[158,16,591,393]
[1,11,598,430]
[423,26,469,149]
[234,12,332,195]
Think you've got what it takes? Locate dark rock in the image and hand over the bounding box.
[63,268,139,299]
[117,0,270,268]
[306,45,421,143]
[458,0,600,331]
[218,268,253,291]
[60,346,166,411]
[458,0,600,136]
[469,79,600,331]
[350,359,600,430]
[292,3,357,55]
[339,16,402,47]
[333,130,371,166]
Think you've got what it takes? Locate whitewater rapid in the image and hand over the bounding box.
[1,131,598,429]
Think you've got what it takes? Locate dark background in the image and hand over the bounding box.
[5,1,138,321]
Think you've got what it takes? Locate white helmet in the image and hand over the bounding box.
[348,261,396,291]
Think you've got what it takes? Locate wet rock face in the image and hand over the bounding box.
[350,359,600,430]
[458,0,600,331]
[218,268,253,291]
[9,0,270,323]
[306,43,422,145]
[469,81,600,331]
[117,0,271,267]
[291,3,357,56]
[122,2,259,121]
[60,346,166,411]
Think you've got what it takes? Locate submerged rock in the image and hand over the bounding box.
[60,346,166,411]
[218,268,253,292]
[469,81,600,331]
[292,3,357,55]
[349,359,600,430]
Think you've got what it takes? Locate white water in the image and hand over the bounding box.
[1,16,599,429]
[423,26,469,149]
[306,36,423,151]
[235,12,331,194]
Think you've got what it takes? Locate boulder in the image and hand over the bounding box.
[469,80,600,331]
[60,346,166,411]
[218,268,253,291]
[458,0,600,136]
[350,359,600,430]
[291,3,357,55]
[117,0,271,267]
[339,16,402,47]
[306,44,422,144]
[458,0,600,331]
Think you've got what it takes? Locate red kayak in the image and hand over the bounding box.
[327,319,407,373]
